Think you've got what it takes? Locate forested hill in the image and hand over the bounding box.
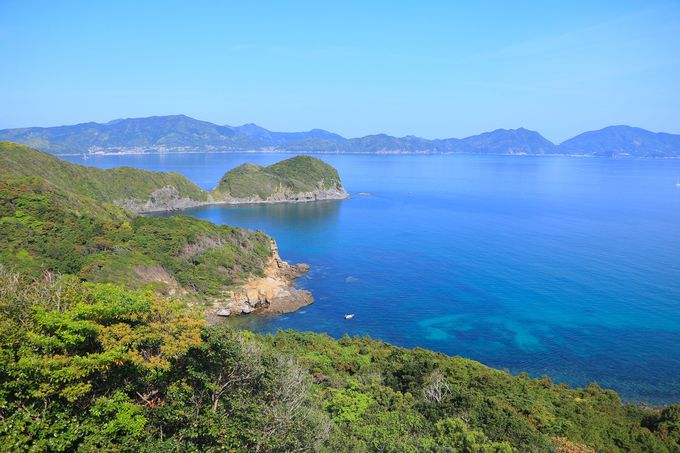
[212,155,348,202]
[2,115,680,157]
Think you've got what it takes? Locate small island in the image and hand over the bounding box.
[211,156,348,204]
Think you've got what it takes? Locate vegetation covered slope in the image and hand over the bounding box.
[0,142,208,211]
[0,175,272,301]
[212,155,347,201]
[1,269,679,452]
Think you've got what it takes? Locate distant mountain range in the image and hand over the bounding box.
[1,115,679,157]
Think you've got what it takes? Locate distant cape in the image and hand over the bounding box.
[1,115,679,157]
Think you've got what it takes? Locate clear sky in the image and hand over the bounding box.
[1,1,679,143]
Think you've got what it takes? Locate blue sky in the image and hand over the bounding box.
[1,1,679,142]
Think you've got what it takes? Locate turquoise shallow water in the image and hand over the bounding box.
[64,153,680,404]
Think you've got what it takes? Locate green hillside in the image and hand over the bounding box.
[0,270,678,451]
[212,155,346,200]
[0,142,208,211]
[0,173,271,301]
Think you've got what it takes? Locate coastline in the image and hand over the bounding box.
[209,240,313,318]
[59,148,680,158]
[127,188,347,320]
[123,186,350,214]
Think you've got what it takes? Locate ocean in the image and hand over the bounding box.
[63,152,680,404]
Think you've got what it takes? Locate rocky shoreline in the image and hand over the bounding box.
[119,186,209,213]
[120,185,349,213]
[117,186,344,320]
[210,241,313,317]
[214,186,349,205]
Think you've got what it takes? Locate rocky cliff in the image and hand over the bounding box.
[211,240,313,317]
[122,184,347,213]
[213,186,348,205]
[119,186,214,212]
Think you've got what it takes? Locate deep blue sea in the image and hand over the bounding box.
[63,152,680,404]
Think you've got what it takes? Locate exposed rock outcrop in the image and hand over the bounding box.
[118,186,210,213]
[119,184,347,214]
[214,186,349,205]
[212,241,313,317]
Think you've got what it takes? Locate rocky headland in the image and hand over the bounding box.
[212,186,348,205]
[119,186,212,212]
[211,241,313,317]
[121,184,348,213]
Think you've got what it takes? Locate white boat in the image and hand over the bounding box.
[343,314,355,319]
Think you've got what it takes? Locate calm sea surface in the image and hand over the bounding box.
[63,152,680,404]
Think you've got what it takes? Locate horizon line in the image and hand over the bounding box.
[1,113,676,146]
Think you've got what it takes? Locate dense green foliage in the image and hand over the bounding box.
[1,270,679,452]
[0,176,271,300]
[2,140,679,451]
[213,155,345,200]
[0,142,207,207]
